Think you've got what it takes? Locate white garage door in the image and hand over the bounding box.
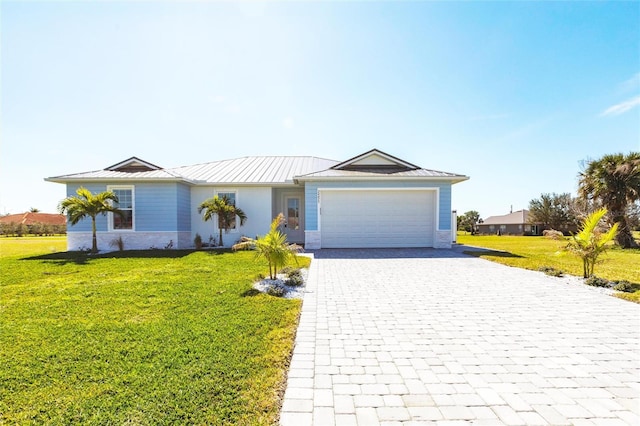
[320,190,435,248]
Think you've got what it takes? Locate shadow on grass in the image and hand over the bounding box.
[21,249,233,265]
[241,288,262,297]
[463,249,525,259]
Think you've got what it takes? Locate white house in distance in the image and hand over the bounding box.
[46,149,469,251]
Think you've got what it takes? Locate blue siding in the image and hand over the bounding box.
[135,183,178,231]
[66,184,110,232]
[176,183,191,232]
[66,182,188,233]
[304,180,453,231]
[438,185,452,230]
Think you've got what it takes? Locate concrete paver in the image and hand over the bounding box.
[280,248,640,425]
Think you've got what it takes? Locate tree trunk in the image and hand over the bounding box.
[91,216,98,254]
[614,215,638,249]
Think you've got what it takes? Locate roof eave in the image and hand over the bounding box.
[45,177,196,185]
[295,175,470,183]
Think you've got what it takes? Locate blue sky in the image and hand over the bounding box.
[1,1,639,220]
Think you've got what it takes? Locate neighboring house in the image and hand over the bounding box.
[477,209,542,236]
[0,212,66,235]
[46,149,468,251]
[0,212,66,227]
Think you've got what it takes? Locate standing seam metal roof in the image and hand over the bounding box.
[47,155,468,184]
[152,156,340,184]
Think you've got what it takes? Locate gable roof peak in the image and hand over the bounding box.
[106,157,162,173]
[331,149,419,172]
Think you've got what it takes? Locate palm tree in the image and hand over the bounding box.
[59,187,122,254]
[579,152,640,248]
[233,213,303,279]
[564,208,618,278]
[198,195,247,247]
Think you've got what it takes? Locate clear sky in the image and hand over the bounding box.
[1,1,639,220]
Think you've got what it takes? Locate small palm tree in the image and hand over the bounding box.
[58,187,122,254]
[564,208,619,278]
[198,195,247,247]
[233,213,303,279]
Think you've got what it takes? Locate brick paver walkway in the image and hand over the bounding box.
[280,248,640,425]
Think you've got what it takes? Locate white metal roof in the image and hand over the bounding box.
[46,168,188,183]
[46,151,469,185]
[482,210,530,225]
[171,156,339,184]
[47,156,340,185]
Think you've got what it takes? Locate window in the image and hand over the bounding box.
[217,191,237,230]
[109,186,134,231]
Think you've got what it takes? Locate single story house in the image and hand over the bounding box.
[46,149,468,251]
[477,209,542,236]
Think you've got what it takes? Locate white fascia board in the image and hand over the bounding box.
[295,175,469,184]
[44,177,197,185]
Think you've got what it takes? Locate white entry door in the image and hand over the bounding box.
[320,190,435,248]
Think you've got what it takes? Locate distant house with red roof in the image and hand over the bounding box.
[0,212,66,235]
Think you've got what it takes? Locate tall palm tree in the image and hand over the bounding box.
[579,152,640,248]
[59,187,122,254]
[198,195,247,247]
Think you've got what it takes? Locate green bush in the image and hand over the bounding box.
[538,266,564,277]
[266,284,287,297]
[285,275,304,287]
[613,280,635,293]
[585,275,612,288]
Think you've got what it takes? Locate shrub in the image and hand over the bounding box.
[538,266,563,277]
[194,233,203,250]
[280,266,294,275]
[585,275,612,288]
[266,284,287,297]
[109,236,125,251]
[612,280,635,293]
[542,229,564,240]
[283,268,304,286]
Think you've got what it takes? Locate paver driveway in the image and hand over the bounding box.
[280,248,640,425]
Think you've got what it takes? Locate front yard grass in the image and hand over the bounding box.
[0,237,309,424]
[457,233,640,303]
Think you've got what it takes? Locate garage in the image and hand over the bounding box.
[320,189,435,248]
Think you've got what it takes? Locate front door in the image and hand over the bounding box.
[284,196,303,244]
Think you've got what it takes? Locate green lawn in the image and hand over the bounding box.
[0,237,308,424]
[457,233,640,302]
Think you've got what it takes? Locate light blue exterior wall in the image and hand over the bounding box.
[176,183,191,232]
[66,182,190,233]
[66,184,110,232]
[304,180,453,231]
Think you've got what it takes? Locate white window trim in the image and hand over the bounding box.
[215,189,240,233]
[108,185,135,232]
